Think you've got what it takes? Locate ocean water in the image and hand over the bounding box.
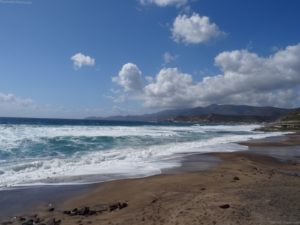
[0,117,286,188]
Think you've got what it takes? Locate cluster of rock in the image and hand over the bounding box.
[0,202,128,225]
[63,202,128,216]
[1,215,61,225]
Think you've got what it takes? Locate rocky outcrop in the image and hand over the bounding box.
[260,108,300,131]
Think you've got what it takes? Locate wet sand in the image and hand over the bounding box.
[1,134,300,225]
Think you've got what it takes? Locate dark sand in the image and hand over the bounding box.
[1,134,300,225]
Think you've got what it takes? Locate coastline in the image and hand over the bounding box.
[1,133,300,224]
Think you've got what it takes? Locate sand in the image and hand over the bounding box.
[1,134,300,225]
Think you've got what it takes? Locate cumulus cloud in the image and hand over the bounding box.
[162,52,178,65]
[112,43,300,109]
[144,68,196,107]
[71,53,95,69]
[112,63,144,92]
[139,0,188,7]
[171,13,225,44]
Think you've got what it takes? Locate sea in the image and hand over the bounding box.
[0,117,286,189]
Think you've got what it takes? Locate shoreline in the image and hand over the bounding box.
[1,133,300,224]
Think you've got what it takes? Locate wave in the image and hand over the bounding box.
[0,123,287,188]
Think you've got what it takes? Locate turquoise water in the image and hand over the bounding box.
[0,118,285,188]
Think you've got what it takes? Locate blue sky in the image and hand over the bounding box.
[0,0,300,118]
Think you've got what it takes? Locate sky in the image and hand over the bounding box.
[0,0,300,118]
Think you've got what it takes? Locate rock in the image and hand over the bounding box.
[151,199,158,204]
[219,204,230,209]
[44,218,61,225]
[77,207,96,216]
[48,207,55,212]
[109,202,128,211]
[119,202,128,209]
[63,210,71,215]
[233,176,240,181]
[22,219,34,225]
[66,207,96,216]
[70,208,78,216]
[91,204,109,213]
[1,221,13,225]
[19,217,27,222]
[64,202,128,216]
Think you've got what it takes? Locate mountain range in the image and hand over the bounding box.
[86,104,295,123]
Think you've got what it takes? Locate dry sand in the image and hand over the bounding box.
[1,134,300,225]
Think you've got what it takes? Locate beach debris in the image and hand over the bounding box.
[219,204,230,209]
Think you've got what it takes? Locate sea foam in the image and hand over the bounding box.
[0,123,287,188]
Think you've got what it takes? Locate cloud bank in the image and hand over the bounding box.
[172,13,225,44]
[71,53,95,69]
[112,43,300,109]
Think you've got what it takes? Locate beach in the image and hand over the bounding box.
[1,133,299,225]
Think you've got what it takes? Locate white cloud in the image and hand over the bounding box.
[162,52,178,65]
[71,53,95,69]
[144,68,195,108]
[171,13,225,44]
[0,93,34,107]
[112,43,300,109]
[112,63,144,92]
[0,92,37,117]
[139,0,188,7]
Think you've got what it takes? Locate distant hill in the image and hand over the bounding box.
[168,114,275,123]
[86,104,294,123]
[261,108,300,131]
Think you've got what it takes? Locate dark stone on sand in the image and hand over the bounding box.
[109,203,120,212]
[48,207,55,212]
[91,204,109,213]
[63,210,71,214]
[66,207,96,216]
[109,202,128,211]
[219,204,230,209]
[233,176,240,181]
[119,202,128,209]
[19,217,27,222]
[44,218,61,225]
[151,199,158,204]
[22,219,34,225]
[63,202,128,217]
[1,222,13,225]
[78,207,96,216]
